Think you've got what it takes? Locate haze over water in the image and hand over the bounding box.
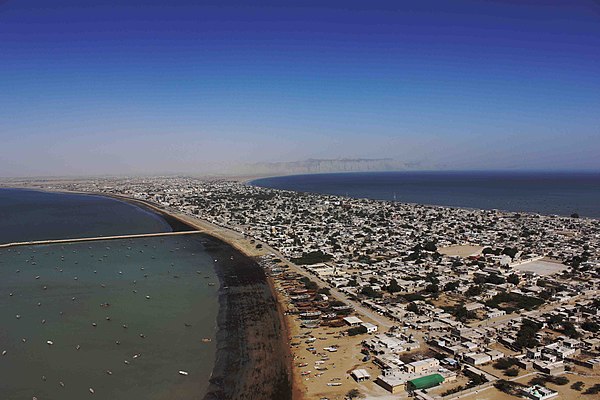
[253,171,600,218]
[0,189,220,399]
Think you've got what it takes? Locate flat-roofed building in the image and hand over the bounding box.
[405,358,439,374]
[350,368,371,382]
[343,316,363,326]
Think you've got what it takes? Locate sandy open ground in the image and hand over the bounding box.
[512,258,569,276]
[439,245,484,257]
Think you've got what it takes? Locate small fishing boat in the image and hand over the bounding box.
[178,370,189,376]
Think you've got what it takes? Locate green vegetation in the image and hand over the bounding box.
[406,302,420,314]
[584,384,600,395]
[299,276,319,291]
[347,325,368,336]
[515,319,542,349]
[493,357,519,370]
[425,283,439,294]
[443,304,476,323]
[317,287,330,295]
[465,285,484,297]
[502,247,519,258]
[486,292,544,313]
[571,381,585,391]
[400,293,425,302]
[582,321,599,333]
[504,367,520,377]
[494,379,525,396]
[361,286,382,298]
[507,273,520,285]
[529,375,569,386]
[386,278,401,293]
[291,250,333,265]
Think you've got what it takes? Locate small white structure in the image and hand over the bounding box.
[343,316,364,326]
[521,385,558,400]
[362,322,378,333]
[351,368,371,382]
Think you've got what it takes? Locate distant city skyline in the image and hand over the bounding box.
[1,0,599,177]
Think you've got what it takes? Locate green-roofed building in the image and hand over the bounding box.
[407,374,445,391]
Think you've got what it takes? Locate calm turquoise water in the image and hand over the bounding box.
[0,189,220,400]
[252,171,600,218]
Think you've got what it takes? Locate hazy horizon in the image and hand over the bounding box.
[2,1,599,177]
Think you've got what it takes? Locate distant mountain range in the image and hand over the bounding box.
[230,158,420,176]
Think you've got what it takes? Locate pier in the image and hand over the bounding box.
[0,230,205,249]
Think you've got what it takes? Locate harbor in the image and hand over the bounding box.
[0,236,220,399]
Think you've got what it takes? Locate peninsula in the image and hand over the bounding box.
[4,176,599,400]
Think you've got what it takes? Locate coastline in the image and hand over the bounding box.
[101,193,293,400]
[0,187,292,400]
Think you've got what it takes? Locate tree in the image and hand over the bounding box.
[425,283,439,294]
[582,321,599,333]
[515,320,541,349]
[406,302,420,314]
[504,367,519,377]
[487,274,506,285]
[501,247,519,258]
[361,286,381,298]
[444,281,459,292]
[562,321,579,338]
[386,279,401,293]
[347,326,368,336]
[507,273,520,285]
[465,285,483,297]
[424,241,437,252]
[493,358,518,370]
[452,305,470,322]
[584,384,600,395]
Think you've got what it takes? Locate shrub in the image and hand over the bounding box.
[494,357,518,370]
[571,381,585,391]
[584,384,600,395]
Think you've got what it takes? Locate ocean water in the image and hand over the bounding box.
[0,189,220,399]
[0,188,172,244]
[252,171,600,218]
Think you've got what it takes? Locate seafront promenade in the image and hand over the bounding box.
[0,230,205,248]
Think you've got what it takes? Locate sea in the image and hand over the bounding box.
[0,189,220,400]
[252,171,600,219]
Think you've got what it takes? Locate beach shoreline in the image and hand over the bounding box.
[99,192,293,400]
[0,186,293,400]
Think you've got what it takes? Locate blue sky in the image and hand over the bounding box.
[1,0,599,176]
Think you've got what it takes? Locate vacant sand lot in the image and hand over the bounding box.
[439,245,484,257]
[513,259,568,276]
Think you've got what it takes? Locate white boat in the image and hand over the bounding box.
[178,370,189,376]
